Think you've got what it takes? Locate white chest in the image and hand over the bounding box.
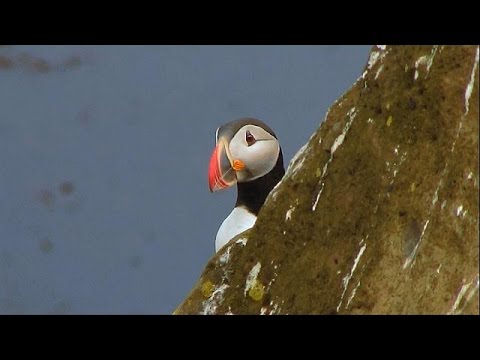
[215,207,256,252]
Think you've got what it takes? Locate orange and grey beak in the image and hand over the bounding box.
[209,137,247,192]
[208,139,236,192]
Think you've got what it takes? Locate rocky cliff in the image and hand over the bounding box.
[175,45,479,315]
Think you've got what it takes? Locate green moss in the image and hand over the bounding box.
[386,115,393,127]
[201,280,214,298]
[248,280,264,301]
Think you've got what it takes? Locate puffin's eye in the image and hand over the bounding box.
[245,130,256,146]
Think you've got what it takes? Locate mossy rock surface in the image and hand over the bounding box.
[175,46,479,315]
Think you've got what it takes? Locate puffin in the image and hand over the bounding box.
[208,118,285,252]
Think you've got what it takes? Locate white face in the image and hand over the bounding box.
[228,125,280,182]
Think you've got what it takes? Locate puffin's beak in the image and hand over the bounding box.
[208,139,237,192]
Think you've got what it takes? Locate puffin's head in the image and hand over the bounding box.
[208,118,281,192]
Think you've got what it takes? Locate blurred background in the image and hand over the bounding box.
[0,45,371,314]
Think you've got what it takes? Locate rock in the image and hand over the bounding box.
[175,45,479,315]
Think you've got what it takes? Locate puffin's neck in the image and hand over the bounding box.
[235,150,285,215]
